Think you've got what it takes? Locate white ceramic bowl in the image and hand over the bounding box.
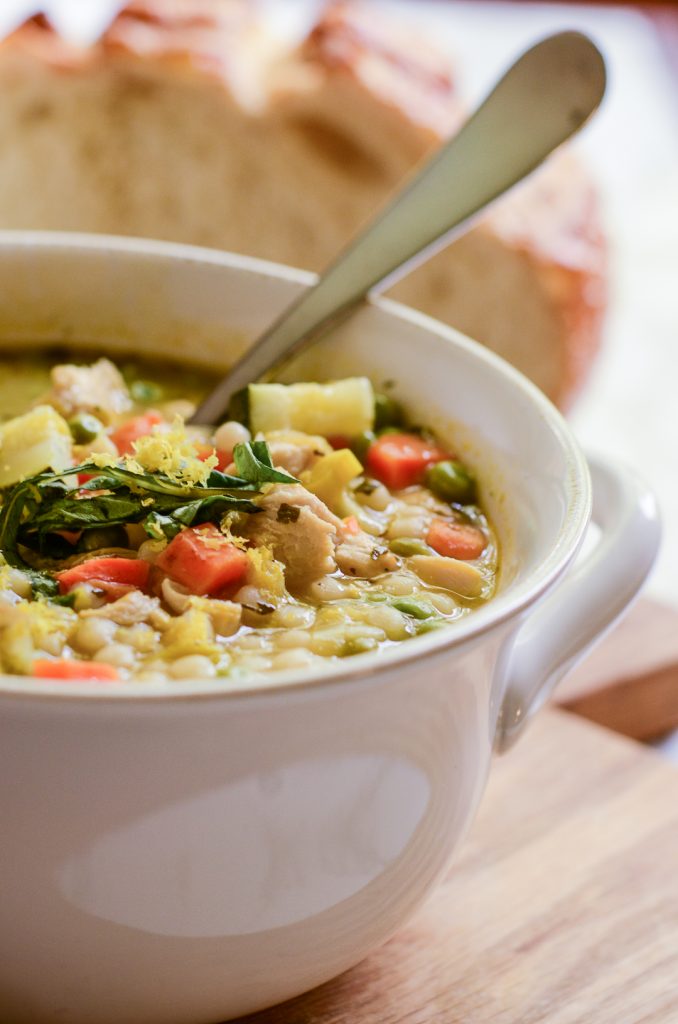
[0,234,660,1024]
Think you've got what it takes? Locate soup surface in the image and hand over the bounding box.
[0,353,497,682]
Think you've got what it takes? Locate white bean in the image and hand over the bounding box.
[214,421,251,453]
[362,604,408,640]
[275,629,312,650]
[310,624,385,657]
[272,604,315,629]
[135,669,168,683]
[161,577,191,613]
[237,655,271,673]
[41,633,67,657]
[359,482,391,511]
[72,617,117,655]
[8,569,32,599]
[94,643,136,669]
[148,607,171,631]
[386,508,430,540]
[308,576,358,602]
[427,591,458,615]
[409,555,484,599]
[271,648,316,671]
[236,633,270,652]
[168,655,216,679]
[234,584,264,607]
[380,572,418,596]
[117,623,158,653]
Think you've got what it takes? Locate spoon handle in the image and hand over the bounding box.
[192,31,605,424]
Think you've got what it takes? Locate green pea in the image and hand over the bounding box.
[351,430,376,463]
[68,412,103,444]
[77,526,129,552]
[425,460,477,504]
[389,538,431,557]
[374,392,404,431]
[130,380,164,403]
[391,597,435,620]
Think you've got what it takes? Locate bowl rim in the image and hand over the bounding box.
[0,231,592,703]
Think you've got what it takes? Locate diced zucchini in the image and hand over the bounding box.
[248,378,374,436]
[0,405,72,487]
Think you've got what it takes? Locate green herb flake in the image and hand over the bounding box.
[354,479,377,496]
[243,602,276,616]
[276,503,300,524]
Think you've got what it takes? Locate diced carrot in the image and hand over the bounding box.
[342,515,361,536]
[195,444,231,472]
[110,412,163,455]
[366,433,448,490]
[156,524,249,596]
[32,659,119,682]
[327,435,350,451]
[426,519,486,560]
[56,530,81,546]
[57,557,151,594]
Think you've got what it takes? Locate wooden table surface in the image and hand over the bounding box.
[238,710,678,1024]
[555,598,678,741]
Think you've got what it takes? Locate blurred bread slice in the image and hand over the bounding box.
[0,0,607,407]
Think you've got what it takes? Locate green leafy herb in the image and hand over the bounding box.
[232,440,297,486]
[0,440,297,593]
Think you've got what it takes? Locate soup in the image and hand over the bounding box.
[0,353,497,682]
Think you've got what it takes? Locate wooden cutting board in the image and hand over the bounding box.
[237,709,678,1024]
[554,597,678,740]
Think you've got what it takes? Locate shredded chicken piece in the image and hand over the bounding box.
[264,431,333,477]
[259,484,343,529]
[244,484,339,589]
[335,527,399,579]
[44,358,132,423]
[82,590,161,626]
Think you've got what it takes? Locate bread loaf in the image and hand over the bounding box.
[0,0,607,407]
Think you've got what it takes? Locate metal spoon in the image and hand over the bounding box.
[191,31,606,425]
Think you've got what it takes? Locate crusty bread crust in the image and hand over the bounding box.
[0,0,607,408]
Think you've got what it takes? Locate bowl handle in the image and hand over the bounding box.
[495,455,661,752]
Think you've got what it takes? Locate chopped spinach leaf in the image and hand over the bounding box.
[0,440,297,581]
[232,441,297,486]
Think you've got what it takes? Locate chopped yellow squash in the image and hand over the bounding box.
[161,608,219,660]
[0,405,72,487]
[246,545,287,601]
[302,449,362,511]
